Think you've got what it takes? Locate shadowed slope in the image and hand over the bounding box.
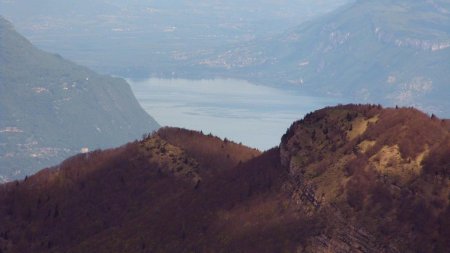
[0,105,449,253]
[0,128,266,252]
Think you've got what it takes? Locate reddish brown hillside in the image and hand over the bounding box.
[156,127,261,173]
[0,128,262,253]
[280,104,450,252]
[0,105,449,253]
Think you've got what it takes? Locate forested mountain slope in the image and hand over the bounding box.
[0,105,448,252]
[0,17,159,181]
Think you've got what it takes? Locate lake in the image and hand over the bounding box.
[129,78,342,151]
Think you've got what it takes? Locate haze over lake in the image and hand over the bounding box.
[129,78,342,150]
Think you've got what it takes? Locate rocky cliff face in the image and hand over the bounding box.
[374,28,450,52]
[0,105,448,252]
[280,104,449,252]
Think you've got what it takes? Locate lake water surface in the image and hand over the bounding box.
[129,78,342,150]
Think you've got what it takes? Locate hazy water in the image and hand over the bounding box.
[129,78,342,151]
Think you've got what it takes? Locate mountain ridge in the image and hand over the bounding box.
[0,0,351,78]
[0,104,448,252]
[195,0,450,117]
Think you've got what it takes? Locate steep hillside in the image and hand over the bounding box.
[0,105,449,252]
[199,0,450,116]
[0,17,159,181]
[280,104,450,252]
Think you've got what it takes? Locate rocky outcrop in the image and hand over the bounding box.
[374,27,450,51]
[311,222,399,253]
[280,105,449,252]
[0,105,448,253]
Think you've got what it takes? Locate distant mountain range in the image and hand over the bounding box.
[0,0,351,77]
[0,17,159,182]
[0,105,448,252]
[195,0,450,116]
[2,0,448,117]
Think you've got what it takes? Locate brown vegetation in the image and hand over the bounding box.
[281,104,450,252]
[0,105,449,253]
[156,127,261,173]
